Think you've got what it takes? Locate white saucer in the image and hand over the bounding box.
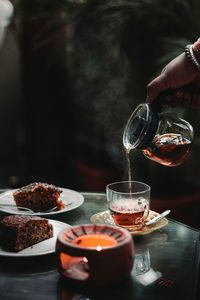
[90,210,168,236]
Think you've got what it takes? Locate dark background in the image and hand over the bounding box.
[1,0,200,228]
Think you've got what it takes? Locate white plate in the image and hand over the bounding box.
[90,210,168,236]
[0,188,84,216]
[0,219,70,257]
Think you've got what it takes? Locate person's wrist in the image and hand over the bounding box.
[185,43,200,71]
[192,38,200,61]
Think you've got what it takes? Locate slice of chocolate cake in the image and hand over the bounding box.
[13,182,64,212]
[0,215,53,252]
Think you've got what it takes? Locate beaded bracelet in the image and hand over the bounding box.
[192,38,200,60]
[185,44,200,71]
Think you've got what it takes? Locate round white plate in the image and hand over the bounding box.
[90,210,168,236]
[0,219,70,257]
[0,188,84,216]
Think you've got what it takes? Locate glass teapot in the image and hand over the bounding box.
[123,103,194,167]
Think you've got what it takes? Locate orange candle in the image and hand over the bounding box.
[72,234,117,250]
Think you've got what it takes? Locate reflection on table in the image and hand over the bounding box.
[0,192,199,300]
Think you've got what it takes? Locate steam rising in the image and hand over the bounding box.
[66,0,144,168]
[64,0,196,178]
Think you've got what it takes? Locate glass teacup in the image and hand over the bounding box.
[106,181,150,231]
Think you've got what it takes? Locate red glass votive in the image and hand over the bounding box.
[56,224,134,286]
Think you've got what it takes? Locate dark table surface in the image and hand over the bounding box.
[0,192,199,300]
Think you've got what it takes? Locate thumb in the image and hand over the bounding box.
[146,73,169,103]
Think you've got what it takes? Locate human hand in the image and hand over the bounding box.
[146,52,200,108]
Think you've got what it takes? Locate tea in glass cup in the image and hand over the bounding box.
[106,181,150,231]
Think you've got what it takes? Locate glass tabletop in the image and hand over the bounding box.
[0,192,199,300]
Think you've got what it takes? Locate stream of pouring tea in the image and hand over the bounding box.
[124,144,133,193]
[125,148,132,182]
